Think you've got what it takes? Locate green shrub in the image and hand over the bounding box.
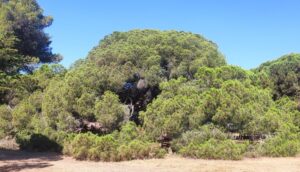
[117,140,166,161]
[63,132,166,161]
[172,125,227,152]
[260,130,300,157]
[94,91,125,133]
[0,105,13,138]
[67,133,96,160]
[244,143,262,158]
[88,135,118,161]
[15,130,32,149]
[12,100,36,132]
[46,130,69,146]
[117,122,139,143]
[180,139,247,160]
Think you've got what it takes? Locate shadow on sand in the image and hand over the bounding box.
[0,149,63,172]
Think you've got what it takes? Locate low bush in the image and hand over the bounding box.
[171,125,227,152]
[117,122,139,143]
[243,143,262,158]
[260,130,300,157]
[179,139,248,160]
[63,131,166,161]
[87,135,118,161]
[117,140,166,161]
[66,132,97,160]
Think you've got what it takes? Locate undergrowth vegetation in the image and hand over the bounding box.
[179,139,248,160]
[62,122,166,161]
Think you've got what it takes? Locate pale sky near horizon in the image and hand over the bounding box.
[37,0,300,69]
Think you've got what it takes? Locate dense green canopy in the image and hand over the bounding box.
[141,66,300,140]
[88,30,226,85]
[255,53,300,100]
[37,30,227,132]
[0,0,299,160]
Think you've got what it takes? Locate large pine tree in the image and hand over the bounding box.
[0,0,61,74]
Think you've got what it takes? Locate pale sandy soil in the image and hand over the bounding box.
[1,150,300,172]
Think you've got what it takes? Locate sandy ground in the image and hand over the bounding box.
[0,150,300,172]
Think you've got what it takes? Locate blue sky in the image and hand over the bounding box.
[37,0,300,69]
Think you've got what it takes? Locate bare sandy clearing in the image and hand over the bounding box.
[0,150,300,172]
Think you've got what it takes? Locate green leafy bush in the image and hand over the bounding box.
[260,129,300,157]
[0,105,13,138]
[63,131,166,161]
[94,91,125,133]
[180,139,248,160]
[117,122,139,143]
[118,140,166,161]
[174,125,247,160]
[87,135,119,161]
[171,125,227,151]
[65,132,97,160]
